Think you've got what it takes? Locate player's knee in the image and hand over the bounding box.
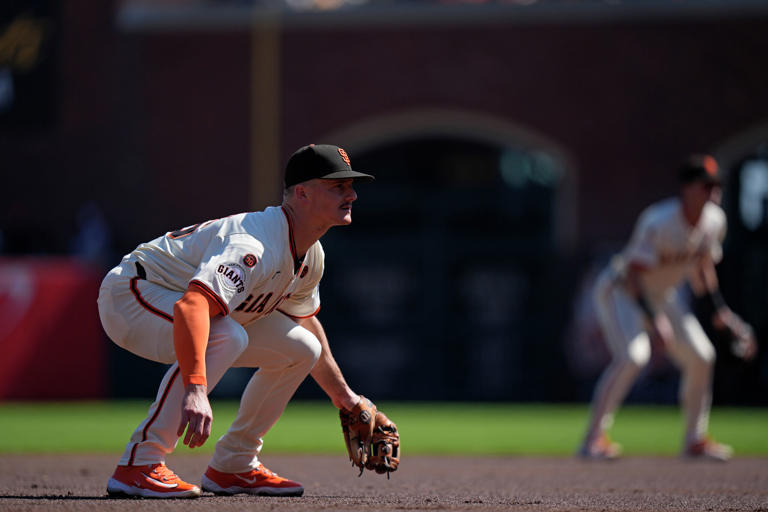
[211,318,250,355]
[627,341,651,368]
[615,357,646,377]
[291,329,321,370]
[687,348,716,374]
[230,324,250,353]
[302,333,322,366]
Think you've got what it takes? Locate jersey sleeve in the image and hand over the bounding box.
[189,233,268,315]
[622,209,659,268]
[278,243,324,318]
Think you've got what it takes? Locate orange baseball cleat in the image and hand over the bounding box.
[683,437,733,462]
[201,464,304,496]
[107,463,201,498]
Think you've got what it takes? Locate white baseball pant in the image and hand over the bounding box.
[97,257,321,473]
[586,268,716,446]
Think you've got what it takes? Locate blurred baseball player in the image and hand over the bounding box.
[578,154,757,461]
[98,144,398,498]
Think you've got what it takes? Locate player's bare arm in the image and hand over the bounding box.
[297,315,359,411]
[173,287,224,448]
[692,256,757,360]
[690,255,723,323]
[295,314,401,476]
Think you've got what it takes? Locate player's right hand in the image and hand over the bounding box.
[177,384,212,448]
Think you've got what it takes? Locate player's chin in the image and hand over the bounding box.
[337,209,353,225]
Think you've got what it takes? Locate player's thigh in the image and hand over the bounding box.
[593,278,650,365]
[98,268,179,364]
[662,299,715,367]
[234,313,321,370]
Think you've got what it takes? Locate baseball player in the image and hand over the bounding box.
[98,144,398,498]
[578,154,757,461]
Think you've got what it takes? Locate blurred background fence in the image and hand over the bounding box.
[1,0,767,405]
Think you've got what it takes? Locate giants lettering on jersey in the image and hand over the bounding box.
[216,263,246,294]
[235,292,292,316]
[658,247,705,265]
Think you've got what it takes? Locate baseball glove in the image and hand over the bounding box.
[365,411,400,476]
[726,313,758,361]
[340,396,400,477]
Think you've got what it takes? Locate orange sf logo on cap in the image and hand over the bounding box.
[702,155,718,176]
[338,148,351,166]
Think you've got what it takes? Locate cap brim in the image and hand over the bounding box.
[320,170,375,181]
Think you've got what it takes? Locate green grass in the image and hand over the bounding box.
[0,401,766,456]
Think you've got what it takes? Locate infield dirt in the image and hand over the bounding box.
[1,454,766,511]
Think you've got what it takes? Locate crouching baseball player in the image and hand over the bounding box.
[97,144,400,498]
[578,154,757,461]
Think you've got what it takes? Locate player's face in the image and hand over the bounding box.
[306,178,358,226]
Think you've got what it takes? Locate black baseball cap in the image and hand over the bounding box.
[677,153,721,185]
[284,144,375,188]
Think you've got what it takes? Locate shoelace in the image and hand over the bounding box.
[256,465,277,477]
[151,464,179,482]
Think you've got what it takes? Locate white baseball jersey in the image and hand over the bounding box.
[610,197,726,303]
[129,206,323,325]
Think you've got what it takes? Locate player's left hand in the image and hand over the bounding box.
[719,310,758,361]
[730,320,758,361]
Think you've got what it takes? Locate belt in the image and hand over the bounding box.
[135,261,147,280]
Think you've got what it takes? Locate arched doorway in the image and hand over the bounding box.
[311,110,580,400]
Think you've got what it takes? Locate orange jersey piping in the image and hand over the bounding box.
[189,280,229,316]
[281,206,298,262]
[278,304,321,319]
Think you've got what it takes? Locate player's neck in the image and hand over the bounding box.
[681,200,704,227]
[281,204,327,258]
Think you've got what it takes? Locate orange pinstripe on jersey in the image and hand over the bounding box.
[189,280,228,316]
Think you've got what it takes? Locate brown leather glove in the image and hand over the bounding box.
[340,396,400,477]
[340,396,377,473]
[365,411,400,477]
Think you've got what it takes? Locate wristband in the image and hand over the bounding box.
[708,288,726,311]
